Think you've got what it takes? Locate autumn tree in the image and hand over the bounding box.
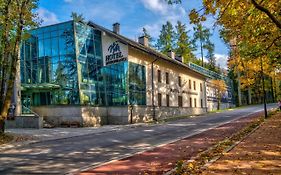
[174,21,195,63]
[210,79,227,110]
[0,0,39,133]
[155,21,176,54]
[167,0,280,107]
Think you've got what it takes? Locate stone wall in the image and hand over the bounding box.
[32,105,208,126]
[129,106,207,123]
[5,115,43,129]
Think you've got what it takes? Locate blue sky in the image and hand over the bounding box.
[37,0,229,68]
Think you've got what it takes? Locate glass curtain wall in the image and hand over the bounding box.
[75,22,105,105]
[21,21,147,107]
[21,21,79,106]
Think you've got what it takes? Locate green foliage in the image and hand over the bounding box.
[71,12,85,22]
[192,23,213,67]
[155,21,176,54]
[175,21,195,63]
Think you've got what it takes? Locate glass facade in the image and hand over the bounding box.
[20,21,146,108]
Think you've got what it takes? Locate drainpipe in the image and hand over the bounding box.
[151,58,158,121]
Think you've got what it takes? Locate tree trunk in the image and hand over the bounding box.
[200,40,204,67]
[237,71,242,106]
[248,87,252,105]
[0,118,5,134]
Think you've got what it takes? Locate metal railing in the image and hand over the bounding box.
[22,105,41,117]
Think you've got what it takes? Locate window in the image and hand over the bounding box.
[193,81,196,90]
[189,97,192,107]
[178,96,183,107]
[166,94,170,107]
[158,70,161,83]
[158,93,162,106]
[189,79,191,89]
[178,76,181,87]
[200,83,203,92]
[194,98,197,107]
[201,99,203,108]
[166,72,169,84]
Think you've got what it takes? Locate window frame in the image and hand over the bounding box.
[166,72,169,84]
[157,70,161,83]
[178,76,181,87]
[193,81,196,90]
[158,93,162,107]
[178,95,183,107]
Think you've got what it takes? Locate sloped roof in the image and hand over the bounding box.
[87,21,207,79]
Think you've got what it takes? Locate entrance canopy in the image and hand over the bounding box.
[21,83,61,91]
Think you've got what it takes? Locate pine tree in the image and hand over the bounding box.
[204,40,216,71]
[192,24,212,67]
[155,21,175,55]
[175,21,194,63]
[71,12,85,22]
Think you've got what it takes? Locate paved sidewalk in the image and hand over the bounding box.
[203,112,281,175]
[78,112,263,175]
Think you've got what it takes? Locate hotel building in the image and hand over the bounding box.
[17,20,234,127]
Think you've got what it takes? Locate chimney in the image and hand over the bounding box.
[138,36,149,47]
[175,55,183,62]
[167,50,175,59]
[113,23,120,34]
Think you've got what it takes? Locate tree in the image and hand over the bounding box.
[192,23,213,67]
[155,21,176,55]
[175,21,195,63]
[204,40,216,71]
[71,12,85,22]
[167,0,280,110]
[210,79,227,110]
[0,0,39,133]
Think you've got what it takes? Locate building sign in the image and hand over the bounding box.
[102,34,128,66]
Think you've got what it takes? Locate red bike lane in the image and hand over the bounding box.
[78,112,262,175]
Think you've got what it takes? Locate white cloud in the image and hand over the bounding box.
[140,0,169,14]
[37,8,59,26]
[214,53,228,69]
[139,0,187,38]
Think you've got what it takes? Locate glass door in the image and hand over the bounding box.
[21,94,32,114]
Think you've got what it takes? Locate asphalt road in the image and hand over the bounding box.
[0,104,276,174]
